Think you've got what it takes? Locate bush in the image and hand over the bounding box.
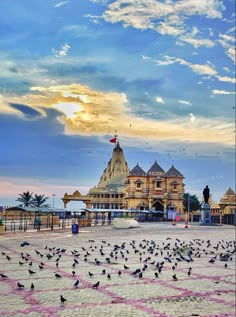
[0,218,3,226]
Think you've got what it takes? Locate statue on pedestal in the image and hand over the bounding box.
[203,185,210,204]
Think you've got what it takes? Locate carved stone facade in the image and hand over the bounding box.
[219,187,236,214]
[88,142,129,209]
[125,162,184,213]
[87,142,185,214]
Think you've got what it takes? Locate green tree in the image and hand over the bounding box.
[31,194,50,207]
[183,193,200,212]
[16,191,33,207]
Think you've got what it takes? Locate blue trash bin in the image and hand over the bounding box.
[72,223,79,234]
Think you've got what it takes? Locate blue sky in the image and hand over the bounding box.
[0,0,235,207]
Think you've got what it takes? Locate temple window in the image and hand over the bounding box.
[156,181,161,188]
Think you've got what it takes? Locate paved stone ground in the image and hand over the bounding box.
[0,222,235,317]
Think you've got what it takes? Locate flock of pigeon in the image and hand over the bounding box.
[0,237,235,305]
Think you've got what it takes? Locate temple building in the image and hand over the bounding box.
[219,187,236,214]
[63,142,185,214]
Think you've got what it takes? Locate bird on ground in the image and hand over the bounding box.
[60,295,67,304]
[209,256,216,263]
[28,269,36,275]
[89,272,94,277]
[124,265,129,269]
[39,265,44,270]
[102,269,106,275]
[172,274,178,281]
[224,263,228,268]
[55,273,61,278]
[31,283,34,290]
[118,270,122,276]
[92,281,100,289]
[29,261,32,266]
[107,274,111,279]
[154,272,158,278]
[188,268,192,276]
[72,271,76,276]
[17,282,25,289]
[6,255,11,261]
[0,273,8,279]
[74,280,79,288]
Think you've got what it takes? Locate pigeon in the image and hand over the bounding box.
[107,274,111,279]
[20,241,30,247]
[31,283,34,290]
[172,274,178,281]
[92,281,100,289]
[28,269,36,275]
[60,295,67,304]
[74,280,79,287]
[17,282,25,289]
[0,273,8,279]
[118,270,122,276]
[55,273,61,279]
[89,272,94,277]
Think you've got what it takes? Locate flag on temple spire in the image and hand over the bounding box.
[109,137,116,143]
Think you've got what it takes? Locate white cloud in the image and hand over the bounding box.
[155,96,165,104]
[102,0,225,48]
[178,100,191,105]
[141,55,151,60]
[155,55,236,83]
[226,47,236,64]
[4,83,235,147]
[216,75,236,84]
[189,113,196,122]
[54,1,69,8]
[212,89,236,95]
[223,67,230,73]
[52,44,71,58]
[180,37,215,48]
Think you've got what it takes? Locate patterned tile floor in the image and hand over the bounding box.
[0,222,235,317]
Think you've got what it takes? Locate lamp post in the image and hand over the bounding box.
[52,194,56,208]
[185,193,190,228]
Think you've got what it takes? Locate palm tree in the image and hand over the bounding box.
[16,191,33,207]
[183,193,200,212]
[31,194,50,207]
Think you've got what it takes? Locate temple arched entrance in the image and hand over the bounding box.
[152,199,164,211]
[62,191,91,208]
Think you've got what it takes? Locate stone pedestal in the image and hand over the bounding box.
[200,203,211,225]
